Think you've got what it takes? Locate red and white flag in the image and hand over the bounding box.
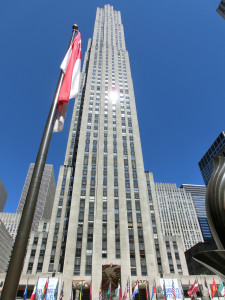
[30,281,37,300]
[54,32,81,132]
[117,282,121,300]
[123,280,129,300]
[172,280,176,300]
[188,280,199,298]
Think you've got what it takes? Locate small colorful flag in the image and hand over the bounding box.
[89,283,92,300]
[59,282,64,300]
[30,280,38,300]
[163,280,167,300]
[54,32,81,132]
[188,280,199,298]
[146,281,149,300]
[188,281,192,300]
[123,279,129,300]
[107,281,111,300]
[70,286,74,300]
[117,282,121,300]
[54,280,59,300]
[23,280,28,300]
[151,280,156,300]
[132,282,139,300]
[204,278,211,299]
[41,278,49,300]
[80,284,83,300]
[180,281,185,300]
[218,280,224,296]
[99,286,102,300]
[211,280,217,298]
[172,280,176,300]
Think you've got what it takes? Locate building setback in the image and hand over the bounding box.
[17,163,56,231]
[198,131,225,186]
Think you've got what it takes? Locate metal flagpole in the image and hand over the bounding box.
[1,24,78,300]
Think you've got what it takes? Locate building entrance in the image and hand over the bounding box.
[102,265,121,299]
[72,280,91,300]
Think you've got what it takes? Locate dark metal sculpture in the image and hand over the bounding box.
[193,156,225,279]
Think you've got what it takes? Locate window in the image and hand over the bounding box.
[33,237,38,245]
[31,249,36,257]
[27,263,33,274]
[37,262,43,272]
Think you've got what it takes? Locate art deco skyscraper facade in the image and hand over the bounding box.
[43,5,159,298]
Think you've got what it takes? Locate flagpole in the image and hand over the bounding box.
[1,24,78,300]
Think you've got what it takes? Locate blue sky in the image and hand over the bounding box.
[1,0,224,212]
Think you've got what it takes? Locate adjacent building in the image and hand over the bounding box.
[198,131,225,185]
[0,221,14,273]
[0,212,21,239]
[146,173,203,251]
[17,164,56,231]
[0,179,7,212]
[145,172,189,276]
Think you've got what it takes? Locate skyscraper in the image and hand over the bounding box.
[42,5,160,298]
[17,163,56,231]
[198,131,225,185]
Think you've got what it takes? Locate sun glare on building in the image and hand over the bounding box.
[109,90,119,104]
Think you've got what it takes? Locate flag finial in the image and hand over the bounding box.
[73,24,79,30]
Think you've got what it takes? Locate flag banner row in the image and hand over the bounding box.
[36,278,58,300]
[19,277,225,300]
